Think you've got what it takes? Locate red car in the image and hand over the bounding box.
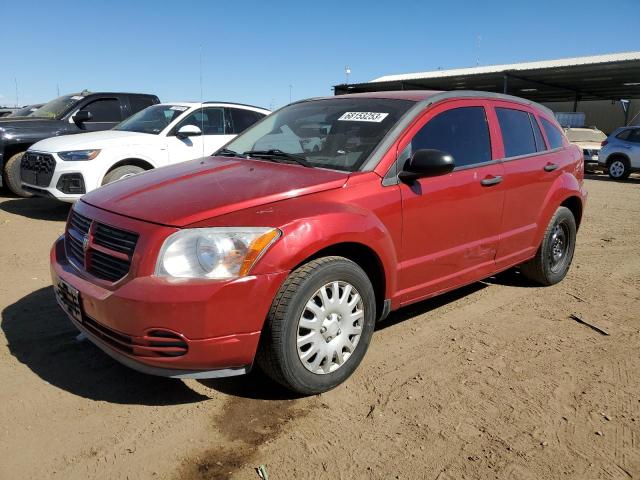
[51,91,586,394]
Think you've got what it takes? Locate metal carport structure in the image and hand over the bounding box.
[334,52,640,126]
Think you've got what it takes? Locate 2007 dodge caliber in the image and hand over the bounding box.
[51,91,586,394]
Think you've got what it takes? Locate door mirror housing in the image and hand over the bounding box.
[72,110,92,124]
[398,149,455,182]
[176,124,202,139]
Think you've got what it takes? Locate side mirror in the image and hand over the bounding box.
[176,124,202,139]
[72,110,92,124]
[398,149,455,182]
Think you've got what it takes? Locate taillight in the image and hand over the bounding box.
[601,140,608,147]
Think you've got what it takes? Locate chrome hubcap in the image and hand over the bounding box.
[296,281,364,374]
[610,160,625,178]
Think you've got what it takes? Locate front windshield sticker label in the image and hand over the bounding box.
[71,96,84,100]
[338,112,389,122]
[170,106,188,111]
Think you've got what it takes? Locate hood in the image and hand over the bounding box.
[0,117,63,134]
[81,156,349,227]
[30,130,155,152]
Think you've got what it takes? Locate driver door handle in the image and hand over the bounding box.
[480,175,503,186]
[544,163,559,172]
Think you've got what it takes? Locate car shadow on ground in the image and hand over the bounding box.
[585,173,640,184]
[0,196,70,221]
[1,286,208,405]
[199,368,306,401]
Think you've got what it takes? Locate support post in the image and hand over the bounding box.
[503,74,508,94]
[572,93,581,112]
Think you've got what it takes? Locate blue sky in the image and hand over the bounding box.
[1,0,638,109]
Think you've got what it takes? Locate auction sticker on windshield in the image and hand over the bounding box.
[338,112,389,122]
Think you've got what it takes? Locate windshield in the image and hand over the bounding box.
[565,128,606,143]
[113,104,189,134]
[223,98,414,171]
[8,105,40,117]
[30,95,85,119]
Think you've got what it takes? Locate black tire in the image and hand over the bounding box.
[520,206,577,286]
[257,256,376,395]
[101,165,145,186]
[607,156,631,180]
[3,152,33,197]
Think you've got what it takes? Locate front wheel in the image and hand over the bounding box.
[520,206,577,286]
[257,256,376,395]
[3,152,33,197]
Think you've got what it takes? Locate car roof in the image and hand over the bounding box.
[298,90,555,119]
[160,101,269,112]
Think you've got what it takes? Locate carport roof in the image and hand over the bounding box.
[334,52,640,102]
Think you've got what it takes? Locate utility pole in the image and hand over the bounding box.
[476,35,482,66]
[14,78,19,107]
[289,84,293,104]
[56,83,60,96]
[345,66,351,84]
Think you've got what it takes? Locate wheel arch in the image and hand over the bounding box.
[606,152,631,166]
[105,158,155,175]
[290,242,388,321]
[560,195,583,230]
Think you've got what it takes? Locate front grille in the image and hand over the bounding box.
[21,152,56,187]
[65,210,139,282]
[82,317,188,358]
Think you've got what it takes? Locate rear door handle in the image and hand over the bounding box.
[544,163,559,172]
[480,175,503,186]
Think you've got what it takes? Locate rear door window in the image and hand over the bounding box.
[411,106,491,168]
[228,108,264,134]
[540,118,565,149]
[174,107,226,135]
[80,98,122,122]
[495,108,537,158]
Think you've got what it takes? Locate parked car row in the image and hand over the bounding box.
[0,91,269,200]
[49,90,587,394]
[20,101,268,201]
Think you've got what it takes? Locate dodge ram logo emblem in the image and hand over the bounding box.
[82,234,90,253]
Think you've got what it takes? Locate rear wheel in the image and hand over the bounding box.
[3,152,33,197]
[257,256,376,395]
[607,157,631,180]
[101,165,145,186]
[520,206,576,286]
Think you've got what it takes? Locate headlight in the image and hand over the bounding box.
[155,227,281,279]
[58,149,101,161]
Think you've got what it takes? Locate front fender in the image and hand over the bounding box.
[533,172,586,248]
[259,208,398,299]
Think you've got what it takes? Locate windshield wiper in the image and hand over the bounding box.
[243,149,312,168]
[215,148,243,157]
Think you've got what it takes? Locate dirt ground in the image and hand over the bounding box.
[0,174,638,480]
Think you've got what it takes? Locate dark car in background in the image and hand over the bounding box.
[0,91,159,196]
[7,104,44,117]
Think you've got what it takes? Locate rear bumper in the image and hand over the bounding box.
[50,234,288,377]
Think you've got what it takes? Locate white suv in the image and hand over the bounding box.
[21,102,269,202]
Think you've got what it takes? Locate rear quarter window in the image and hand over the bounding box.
[541,118,565,149]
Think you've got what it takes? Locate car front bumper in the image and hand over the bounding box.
[50,232,288,378]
